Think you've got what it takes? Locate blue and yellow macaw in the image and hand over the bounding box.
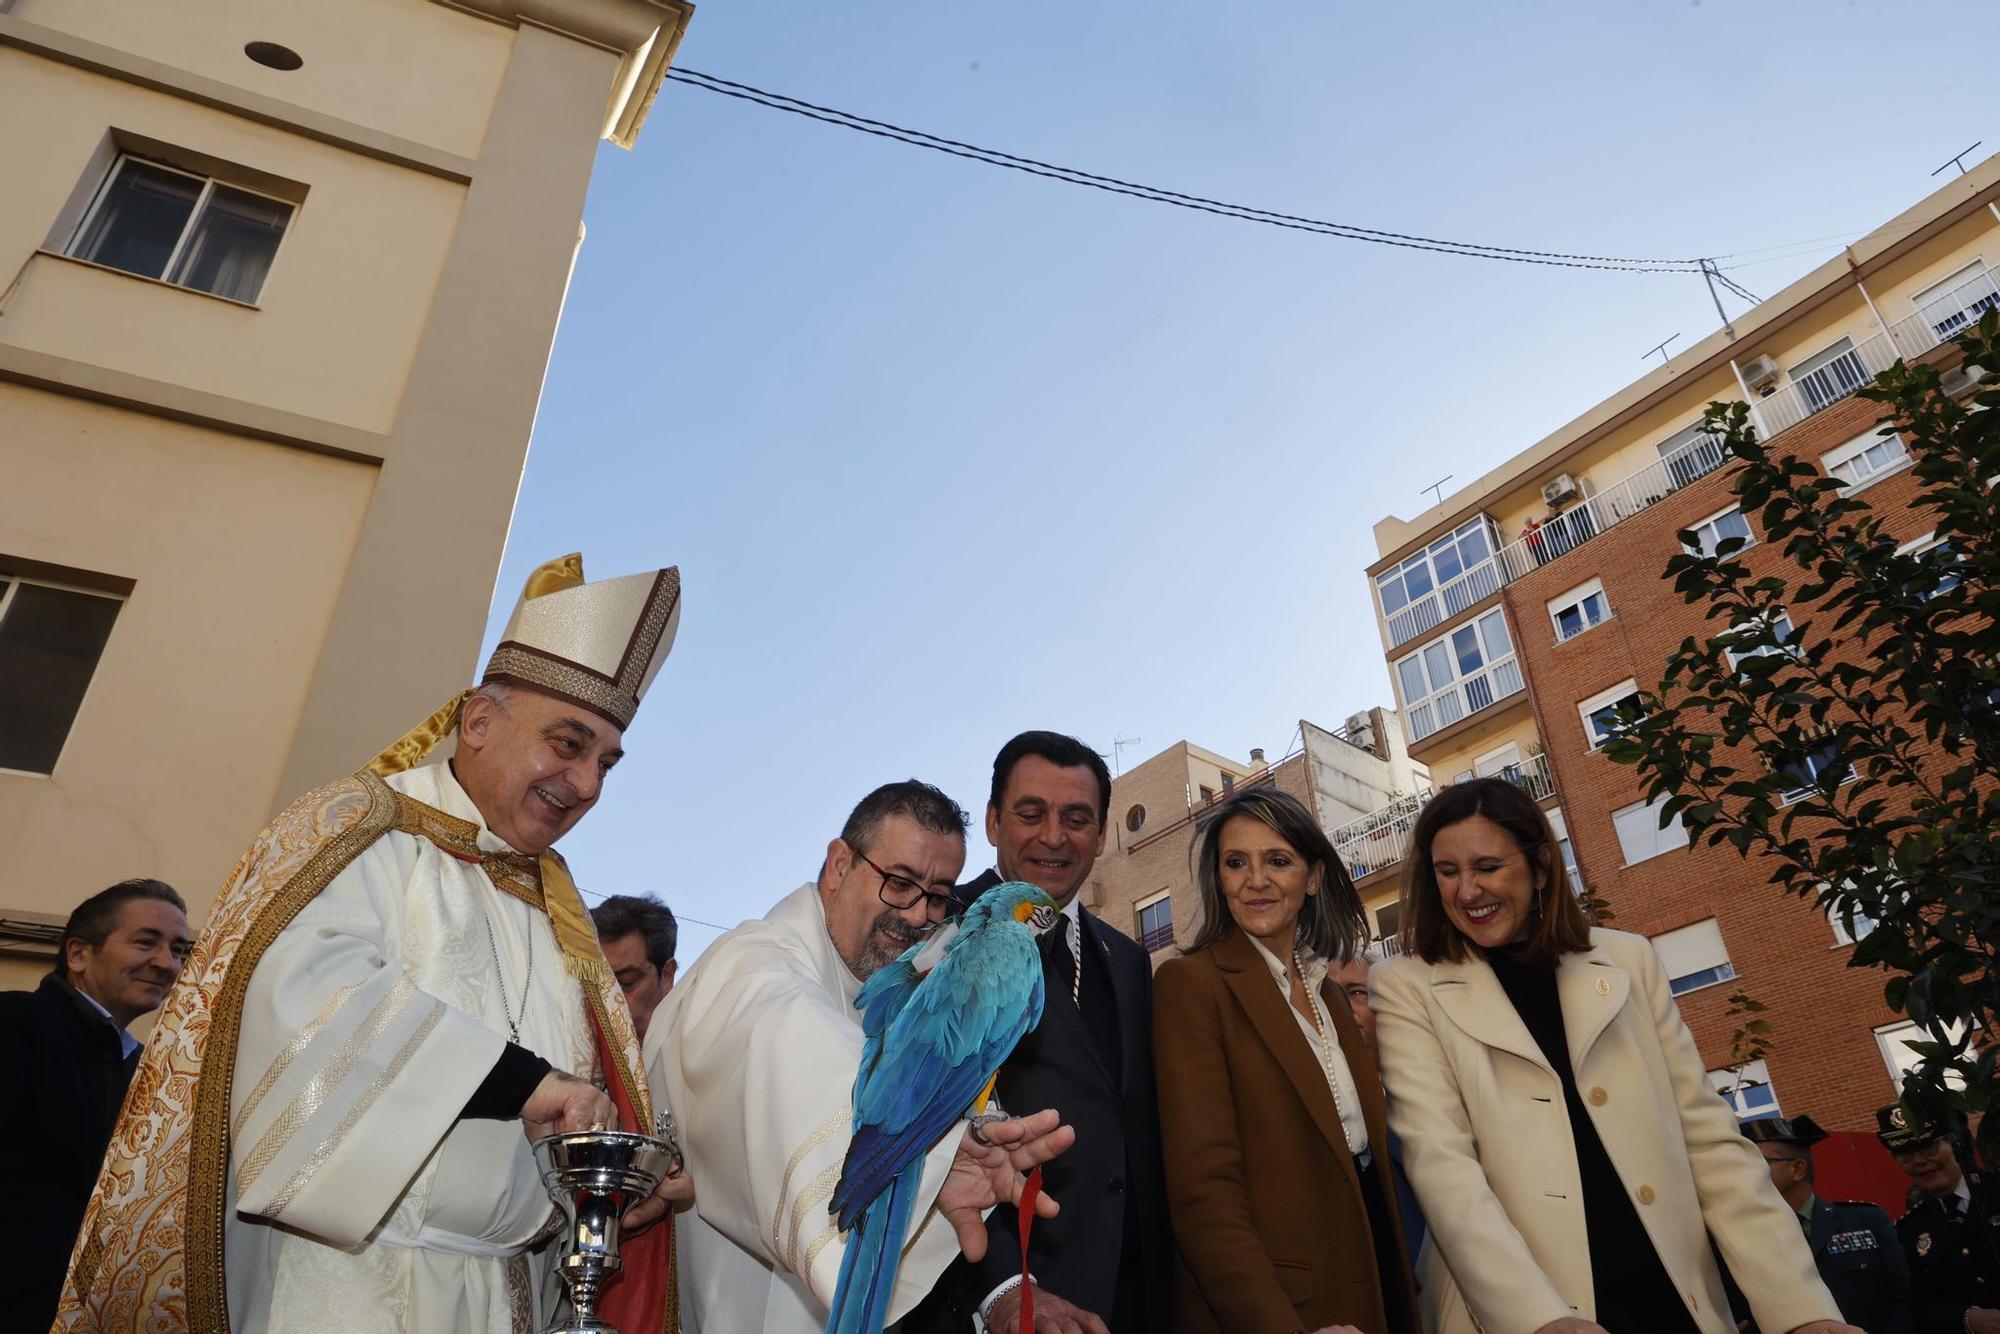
[825,880,1055,1334]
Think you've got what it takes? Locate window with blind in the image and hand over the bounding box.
[1136,895,1173,954]
[1649,918,1736,996]
[1612,794,1690,865]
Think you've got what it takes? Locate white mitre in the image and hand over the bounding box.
[483,552,682,732]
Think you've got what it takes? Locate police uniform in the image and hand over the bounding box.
[1878,1104,2000,1334]
[1742,1114,1913,1334]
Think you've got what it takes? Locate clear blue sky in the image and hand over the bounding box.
[482,0,1991,959]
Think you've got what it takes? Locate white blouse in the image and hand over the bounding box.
[1245,933,1371,1158]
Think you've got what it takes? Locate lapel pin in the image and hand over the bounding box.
[1595,977,1611,997]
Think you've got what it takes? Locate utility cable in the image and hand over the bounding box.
[664,68,1706,274]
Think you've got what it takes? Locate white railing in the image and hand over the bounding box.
[1331,751,1555,878]
[1889,266,2000,360]
[1496,432,1730,581]
[1406,654,1525,741]
[1331,790,1426,881]
[1751,330,1900,437]
[1384,555,1503,649]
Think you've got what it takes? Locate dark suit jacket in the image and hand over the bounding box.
[908,869,1172,1331]
[1897,1168,2000,1334]
[1153,932,1419,1334]
[0,975,141,1333]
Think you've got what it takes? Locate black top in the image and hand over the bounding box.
[1487,947,1697,1334]
[0,975,143,1332]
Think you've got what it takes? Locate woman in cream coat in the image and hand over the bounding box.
[1369,778,1855,1334]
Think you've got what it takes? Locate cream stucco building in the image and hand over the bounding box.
[0,0,692,989]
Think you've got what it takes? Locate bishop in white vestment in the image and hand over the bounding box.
[58,555,685,1334]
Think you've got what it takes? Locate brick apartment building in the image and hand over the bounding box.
[1353,152,2000,1135]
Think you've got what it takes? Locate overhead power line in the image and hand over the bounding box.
[663,68,1707,275]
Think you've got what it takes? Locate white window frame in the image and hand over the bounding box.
[1392,608,1523,742]
[1135,891,1174,953]
[1548,576,1613,643]
[1612,794,1689,866]
[0,572,128,778]
[1649,918,1737,996]
[1685,504,1756,559]
[1722,608,1798,673]
[1821,428,1911,492]
[1822,882,1885,948]
[1775,737,1850,805]
[1874,1018,1971,1091]
[64,153,295,305]
[1547,807,1584,893]
[1707,1060,1781,1122]
[1577,678,1643,750]
[1373,517,1499,621]
[1896,531,1963,599]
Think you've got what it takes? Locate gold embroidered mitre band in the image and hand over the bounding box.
[482,552,682,732]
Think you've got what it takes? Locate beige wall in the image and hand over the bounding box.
[0,49,466,435]
[11,0,515,160]
[0,0,692,973]
[0,382,375,942]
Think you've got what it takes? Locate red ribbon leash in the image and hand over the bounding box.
[1016,1165,1043,1334]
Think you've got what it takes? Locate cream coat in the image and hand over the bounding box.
[1370,928,1839,1334]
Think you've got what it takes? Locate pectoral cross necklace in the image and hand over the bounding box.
[483,907,534,1043]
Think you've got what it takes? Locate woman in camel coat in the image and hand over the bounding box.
[1155,788,1419,1333]
[1370,777,1855,1334]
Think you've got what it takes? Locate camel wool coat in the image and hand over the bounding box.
[1370,928,1840,1334]
[1155,930,1420,1333]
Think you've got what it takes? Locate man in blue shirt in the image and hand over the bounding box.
[0,878,191,1330]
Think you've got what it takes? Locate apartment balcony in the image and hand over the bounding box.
[1332,753,1554,880]
[1889,265,2000,359]
[1494,432,1732,582]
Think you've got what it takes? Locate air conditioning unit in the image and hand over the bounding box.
[1540,473,1580,506]
[1741,354,1782,391]
[1939,365,1980,398]
[1344,711,1373,736]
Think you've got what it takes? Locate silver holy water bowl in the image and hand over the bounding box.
[532,1129,677,1334]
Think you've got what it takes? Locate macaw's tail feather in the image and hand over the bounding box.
[826,1165,922,1334]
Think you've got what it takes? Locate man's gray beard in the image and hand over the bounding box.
[845,910,924,981]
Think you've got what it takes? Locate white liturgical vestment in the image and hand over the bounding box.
[647,883,964,1333]
[225,762,596,1333]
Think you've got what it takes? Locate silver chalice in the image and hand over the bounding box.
[532,1129,677,1334]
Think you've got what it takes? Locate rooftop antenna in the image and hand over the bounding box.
[1421,475,1453,509]
[1932,141,1983,177]
[1112,735,1142,777]
[1642,333,1681,366]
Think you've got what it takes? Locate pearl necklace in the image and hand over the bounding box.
[1293,946,1365,1157]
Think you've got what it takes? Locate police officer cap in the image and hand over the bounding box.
[1874,1101,1948,1150]
[1742,1114,1829,1148]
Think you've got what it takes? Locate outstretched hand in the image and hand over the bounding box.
[519,1070,615,1142]
[622,1156,695,1234]
[938,1108,1075,1260]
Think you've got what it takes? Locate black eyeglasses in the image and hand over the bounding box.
[851,847,956,922]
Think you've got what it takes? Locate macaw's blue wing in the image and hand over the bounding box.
[830,923,1044,1231]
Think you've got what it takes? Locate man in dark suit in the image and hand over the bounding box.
[1880,1103,2000,1334]
[0,878,192,1332]
[911,731,1171,1334]
[1745,1114,1911,1334]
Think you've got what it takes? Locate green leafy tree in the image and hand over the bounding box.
[1603,313,1998,1156]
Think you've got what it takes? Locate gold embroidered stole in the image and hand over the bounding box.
[59,771,672,1333]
